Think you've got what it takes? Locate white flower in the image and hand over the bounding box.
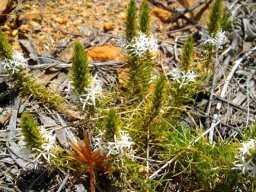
[239,139,256,156]
[0,51,28,74]
[107,131,134,156]
[233,139,256,177]
[201,30,227,49]
[171,68,198,88]
[80,73,103,109]
[92,130,134,157]
[34,128,56,163]
[125,32,158,57]
[65,73,103,110]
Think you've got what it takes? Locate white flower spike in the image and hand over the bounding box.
[79,73,103,109]
[125,32,158,57]
[171,68,198,88]
[201,30,227,49]
[93,130,134,157]
[0,51,28,74]
[233,139,256,177]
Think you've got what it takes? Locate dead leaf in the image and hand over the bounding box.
[88,45,125,62]
[152,8,172,23]
[103,22,114,32]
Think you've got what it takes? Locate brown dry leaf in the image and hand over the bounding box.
[152,8,172,23]
[37,71,60,86]
[88,45,125,62]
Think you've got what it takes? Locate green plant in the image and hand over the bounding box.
[139,0,150,36]
[102,108,120,141]
[179,35,194,72]
[125,0,137,42]
[14,70,66,112]
[0,29,13,60]
[71,40,91,95]
[207,0,223,37]
[124,0,157,100]
[20,112,46,150]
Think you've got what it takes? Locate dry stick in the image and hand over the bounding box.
[205,50,219,137]
[149,154,179,180]
[29,60,123,70]
[214,95,256,115]
[246,76,251,128]
[146,126,150,178]
[208,46,256,143]
[172,0,211,21]
[56,174,69,192]
[215,34,238,82]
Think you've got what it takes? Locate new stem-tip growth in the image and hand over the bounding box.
[0,29,13,60]
[20,112,47,150]
[125,0,137,43]
[71,40,91,95]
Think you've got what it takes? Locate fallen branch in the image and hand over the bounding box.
[208,46,256,143]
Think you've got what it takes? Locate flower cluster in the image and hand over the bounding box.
[66,73,103,110]
[33,127,56,163]
[201,30,227,49]
[80,74,103,109]
[93,130,134,157]
[0,51,28,74]
[124,32,158,57]
[171,68,198,88]
[233,139,256,177]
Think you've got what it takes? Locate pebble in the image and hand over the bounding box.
[30,21,42,32]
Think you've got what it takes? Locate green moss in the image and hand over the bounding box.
[0,29,13,60]
[125,0,137,42]
[71,40,91,95]
[139,0,150,36]
[14,70,65,111]
[102,108,120,141]
[179,35,194,72]
[207,0,223,37]
[20,112,46,150]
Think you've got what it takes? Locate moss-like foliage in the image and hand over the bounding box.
[0,29,13,60]
[127,56,153,99]
[125,0,137,42]
[20,112,46,150]
[71,40,91,95]
[103,108,120,141]
[207,0,223,37]
[149,75,166,118]
[14,70,65,111]
[179,35,194,72]
[139,0,150,37]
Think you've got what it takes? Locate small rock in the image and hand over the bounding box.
[85,2,93,8]
[54,17,68,24]
[152,8,172,23]
[20,24,30,33]
[80,25,92,36]
[103,22,114,32]
[11,29,18,36]
[30,21,41,32]
[88,45,125,62]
